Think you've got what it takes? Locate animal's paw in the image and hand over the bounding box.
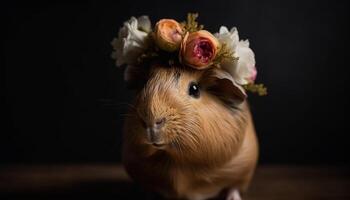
[226,189,242,200]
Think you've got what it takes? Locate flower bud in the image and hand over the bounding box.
[154,19,183,52]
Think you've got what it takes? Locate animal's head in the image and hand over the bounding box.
[127,64,249,166]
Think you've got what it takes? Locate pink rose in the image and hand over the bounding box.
[180,30,220,69]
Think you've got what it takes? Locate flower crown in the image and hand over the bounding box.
[111,13,267,96]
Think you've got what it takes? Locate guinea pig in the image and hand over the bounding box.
[122,63,258,200]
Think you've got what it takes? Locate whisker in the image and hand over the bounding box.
[175,137,184,157]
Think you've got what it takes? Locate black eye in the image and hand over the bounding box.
[188,82,200,98]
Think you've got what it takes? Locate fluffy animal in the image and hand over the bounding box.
[122,64,258,200]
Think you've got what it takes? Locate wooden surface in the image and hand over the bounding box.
[0,164,349,200]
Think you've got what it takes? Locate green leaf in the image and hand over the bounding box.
[243,83,268,96]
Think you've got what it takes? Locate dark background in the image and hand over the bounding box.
[2,0,349,165]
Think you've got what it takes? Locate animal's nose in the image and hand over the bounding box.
[146,117,166,145]
[154,117,166,128]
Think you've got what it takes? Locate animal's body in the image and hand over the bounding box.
[122,64,258,200]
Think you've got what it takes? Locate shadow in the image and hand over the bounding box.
[1,180,164,200]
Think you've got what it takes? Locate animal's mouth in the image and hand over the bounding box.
[151,142,167,149]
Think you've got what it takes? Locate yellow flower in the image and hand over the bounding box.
[180,30,220,69]
[154,19,183,52]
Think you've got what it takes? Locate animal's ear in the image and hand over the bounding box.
[124,65,150,90]
[200,68,247,104]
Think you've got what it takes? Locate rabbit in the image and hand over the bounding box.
[122,63,258,200]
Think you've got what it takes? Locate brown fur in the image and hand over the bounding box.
[122,65,258,200]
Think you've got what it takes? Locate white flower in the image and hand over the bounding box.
[111,16,151,67]
[215,26,257,85]
[235,40,257,85]
[215,26,239,51]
